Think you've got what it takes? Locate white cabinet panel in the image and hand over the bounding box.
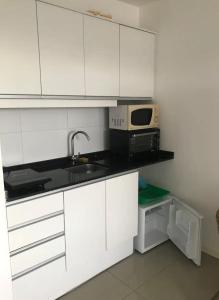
[13,257,66,300]
[37,2,85,95]
[0,0,41,95]
[120,26,155,98]
[64,181,105,284]
[9,215,64,252]
[106,172,138,249]
[11,236,65,276]
[7,193,63,228]
[84,16,119,96]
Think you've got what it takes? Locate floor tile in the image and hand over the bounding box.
[123,291,148,300]
[59,271,132,300]
[136,252,219,300]
[212,291,219,300]
[108,241,186,289]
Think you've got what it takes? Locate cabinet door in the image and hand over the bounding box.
[84,16,119,96]
[106,172,138,250]
[0,0,41,95]
[13,257,66,300]
[37,2,85,95]
[64,182,105,284]
[167,197,203,266]
[120,26,155,98]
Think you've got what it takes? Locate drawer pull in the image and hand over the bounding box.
[10,231,65,257]
[12,253,65,281]
[6,192,63,207]
[8,210,64,232]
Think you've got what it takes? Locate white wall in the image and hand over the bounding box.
[139,0,160,32]
[0,108,108,166]
[140,0,219,258]
[43,0,140,26]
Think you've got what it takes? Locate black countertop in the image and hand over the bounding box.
[4,150,174,202]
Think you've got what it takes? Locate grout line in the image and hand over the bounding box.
[131,262,178,293]
[108,244,181,295]
[108,267,136,292]
[212,290,219,300]
[20,128,69,134]
[120,290,134,300]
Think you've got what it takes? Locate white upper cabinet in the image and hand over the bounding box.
[84,16,119,96]
[0,0,41,95]
[37,2,85,96]
[120,26,155,98]
[106,172,138,250]
[0,0,155,98]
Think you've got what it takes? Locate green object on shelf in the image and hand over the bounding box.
[139,184,170,205]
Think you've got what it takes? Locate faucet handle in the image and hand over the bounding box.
[72,152,80,165]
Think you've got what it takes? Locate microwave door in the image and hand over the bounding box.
[131,130,159,152]
[131,108,153,128]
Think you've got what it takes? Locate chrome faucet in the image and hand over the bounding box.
[68,130,90,164]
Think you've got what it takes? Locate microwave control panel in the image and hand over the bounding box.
[109,105,159,130]
[109,106,128,130]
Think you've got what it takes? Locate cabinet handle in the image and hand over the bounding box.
[12,253,65,281]
[10,231,65,257]
[8,210,64,232]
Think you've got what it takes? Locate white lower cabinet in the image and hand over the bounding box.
[64,181,106,286]
[8,193,67,300]
[64,172,138,290]
[12,256,66,300]
[9,214,64,252]
[11,236,65,276]
[7,193,63,228]
[106,172,139,250]
[11,172,139,299]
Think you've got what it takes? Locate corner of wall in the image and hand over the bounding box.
[139,0,161,32]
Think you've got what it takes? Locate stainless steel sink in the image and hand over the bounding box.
[65,163,108,175]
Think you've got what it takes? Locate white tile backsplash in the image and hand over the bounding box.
[0,108,109,166]
[0,109,21,134]
[22,130,68,163]
[0,133,23,166]
[68,108,107,128]
[73,127,108,155]
[21,108,68,132]
[99,108,109,128]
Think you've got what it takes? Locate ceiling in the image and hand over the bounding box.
[118,0,156,7]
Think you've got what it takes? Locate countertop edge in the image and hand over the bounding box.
[6,169,139,207]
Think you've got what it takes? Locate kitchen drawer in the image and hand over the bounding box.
[7,192,63,228]
[9,214,64,252]
[12,256,66,300]
[11,236,65,276]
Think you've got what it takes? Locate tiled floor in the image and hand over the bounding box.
[59,242,219,300]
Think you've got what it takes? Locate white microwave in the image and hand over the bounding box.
[109,104,159,130]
